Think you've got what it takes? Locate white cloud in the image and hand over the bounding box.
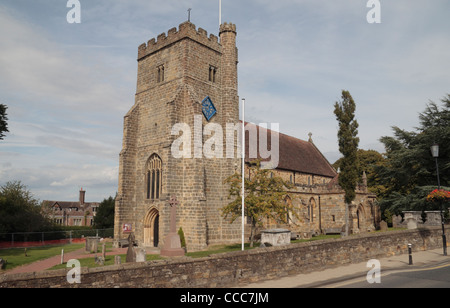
[49,164,118,188]
[0,0,449,201]
[0,5,124,201]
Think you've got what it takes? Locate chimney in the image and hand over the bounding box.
[79,188,86,205]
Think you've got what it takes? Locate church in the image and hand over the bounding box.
[113,21,379,251]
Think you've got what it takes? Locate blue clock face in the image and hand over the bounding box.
[202,96,217,121]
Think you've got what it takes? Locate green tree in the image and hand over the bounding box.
[93,196,115,229]
[0,181,51,233]
[222,161,296,247]
[0,104,9,140]
[334,90,360,235]
[333,149,387,195]
[376,94,450,215]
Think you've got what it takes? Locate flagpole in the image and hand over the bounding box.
[219,0,222,26]
[241,98,245,251]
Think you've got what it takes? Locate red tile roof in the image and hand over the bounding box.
[243,122,337,178]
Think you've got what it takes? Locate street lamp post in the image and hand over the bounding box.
[431,144,447,256]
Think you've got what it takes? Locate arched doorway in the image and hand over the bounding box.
[144,208,159,247]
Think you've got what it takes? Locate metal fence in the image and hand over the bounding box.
[0,228,114,248]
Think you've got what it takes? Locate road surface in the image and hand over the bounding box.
[328,261,450,288]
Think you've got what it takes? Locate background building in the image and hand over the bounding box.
[44,189,99,227]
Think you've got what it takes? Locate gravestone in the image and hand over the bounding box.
[392,215,403,228]
[406,218,418,230]
[160,196,185,257]
[126,233,136,263]
[0,258,6,270]
[101,243,106,259]
[95,255,105,266]
[379,220,388,231]
[136,248,146,262]
[340,224,347,237]
[85,237,100,253]
[115,255,121,265]
[96,256,103,265]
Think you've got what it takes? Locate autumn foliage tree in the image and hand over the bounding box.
[222,160,296,247]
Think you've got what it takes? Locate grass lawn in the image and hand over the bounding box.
[0,243,85,271]
[374,227,407,232]
[186,234,342,258]
[0,242,163,271]
[186,243,257,258]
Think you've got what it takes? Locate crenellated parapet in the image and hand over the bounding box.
[219,22,237,34]
[138,21,221,60]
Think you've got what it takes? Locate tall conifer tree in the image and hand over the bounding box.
[334,90,360,235]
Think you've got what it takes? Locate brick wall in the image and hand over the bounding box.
[1,227,447,288]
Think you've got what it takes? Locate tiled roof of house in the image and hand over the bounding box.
[45,201,99,209]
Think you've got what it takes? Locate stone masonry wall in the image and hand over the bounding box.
[115,21,242,251]
[1,227,448,288]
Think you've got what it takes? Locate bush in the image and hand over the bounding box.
[178,227,186,250]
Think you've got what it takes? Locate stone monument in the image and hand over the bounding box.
[406,218,418,230]
[379,220,388,231]
[126,233,136,262]
[261,229,291,247]
[160,196,185,257]
[85,236,100,253]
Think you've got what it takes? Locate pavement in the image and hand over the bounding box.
[241,248,450,288]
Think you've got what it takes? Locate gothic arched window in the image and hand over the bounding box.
[146,154,162,200]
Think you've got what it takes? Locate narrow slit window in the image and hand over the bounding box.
[157,65,165,83]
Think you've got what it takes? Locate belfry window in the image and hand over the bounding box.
[209,65,217,83]
[157,65,165,83]
[146,154,163,200]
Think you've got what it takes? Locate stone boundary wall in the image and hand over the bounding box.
[1,227,448,288]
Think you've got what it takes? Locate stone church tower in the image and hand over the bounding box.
[114,21,241,251]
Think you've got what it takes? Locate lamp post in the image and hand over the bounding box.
[431,144,447,256]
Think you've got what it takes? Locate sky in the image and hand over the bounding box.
[1,0,449,203]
